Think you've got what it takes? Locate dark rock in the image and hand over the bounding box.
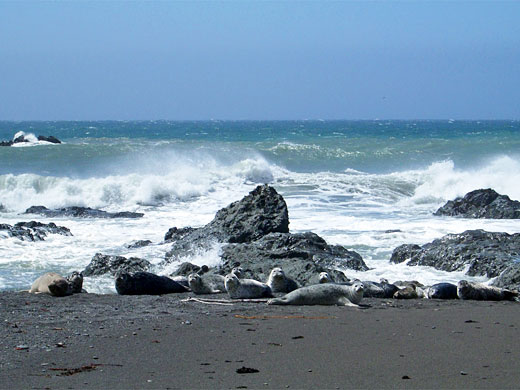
[126,240,152,249]
[164,184,288,261]
[0,221,72,241]
[171,262,204,276]
[0,204,5,212]
[0,141,13,146]
[490,263,520,291]
[82,253,151,277]
[434,189,520,219]
[390,244,422,264]
[13,135,28,144]
[37,135,61,144]
[25,205,144,219]
[390,229,520,287]
[217,232,368,286]
[115,272,188,295]
[15,221,72,237]
[164,227,196,242]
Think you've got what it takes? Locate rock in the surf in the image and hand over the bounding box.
[390,229,520,290]
[24,205,144,219]
[82,253,151,277]
[434,189,520,219]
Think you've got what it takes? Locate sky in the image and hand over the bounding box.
[0,1,519,120]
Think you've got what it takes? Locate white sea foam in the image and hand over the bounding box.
[10,131,61,147]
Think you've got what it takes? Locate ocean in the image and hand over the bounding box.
[1,120,520,293]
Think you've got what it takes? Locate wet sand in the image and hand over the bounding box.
[1,291,519,389]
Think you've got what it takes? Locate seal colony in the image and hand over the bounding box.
[22,185,520,305]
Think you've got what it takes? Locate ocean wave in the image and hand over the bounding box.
[0,156,275,212]
[9,131,61,148]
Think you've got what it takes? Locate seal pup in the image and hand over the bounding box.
[267,281,364,306]
[426,282,458,299]
[115,271,189,295]
[29,272,70,297]
[266,267,298,293]
[188,273,223,294]
[457,280,518,301]
[224,274,273,299]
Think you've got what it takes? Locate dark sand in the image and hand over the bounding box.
[1,291,519,389]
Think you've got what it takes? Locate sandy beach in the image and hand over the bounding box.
[1,291,519,389]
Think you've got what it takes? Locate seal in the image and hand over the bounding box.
[319,272,334,284]
[266,267,298,293]
[393,283,426,299]
[426,282,458,299]
[362,280,399,298]
[188,273,223,294]
[224,274,273,299]
[171,275,189,289]
[115,271,189,295]
[457,280,518,301]
[267,281,364,306]
[66,271,84,294]
[29,272,70,297]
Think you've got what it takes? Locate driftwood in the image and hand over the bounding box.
[181,297,270,305]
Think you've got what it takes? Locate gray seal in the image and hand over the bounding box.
[115,272,188,295]
[29,272,70,297]
[224,274,273,299]
[426,282,458,299]
[266,267,298,293]
[267,282,364,306]
[188,273,223,294]
[457,280,518,301]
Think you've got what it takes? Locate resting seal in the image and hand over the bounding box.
[224,274,273,299]
[115,272,188,295]
[393,284,426,299]
[267,282,364,306]
[362,280,399,298]
[319,272,334,284]
[266,267,298,293]
[426,282,458,299]
[30,272,70,297]
[457,280,518,301]
[188,273,223,294]
[66,271,84,294]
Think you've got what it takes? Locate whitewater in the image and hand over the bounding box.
[1,120,519,293]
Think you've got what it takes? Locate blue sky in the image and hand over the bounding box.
[0,1,519,120]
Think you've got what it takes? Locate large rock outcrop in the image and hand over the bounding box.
[25,206,144,219]
[82,253,151,277]
[434,189,520,219]
[163,184,366,286]
[218,232,368,286]
[390,230,520,289]
[164,184,289,261]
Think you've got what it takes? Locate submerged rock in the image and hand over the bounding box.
[434,189,520,219]
[0,221,72,241]
[25,205,144,219]
[37,135,61,144]
[390,229,520,290]
[82,253,151,277]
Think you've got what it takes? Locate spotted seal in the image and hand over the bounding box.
[267,281,364,306]
[457,280,518,301]
[188,273,223,294]
[29,272,70,297]
[66,271,85,294]
[266,267,298,293]
[426,282,458,299]
[224,274,273,299]
[115,271,189,295]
